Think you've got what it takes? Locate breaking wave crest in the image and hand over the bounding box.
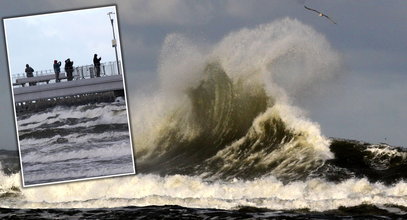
[133,18,340,181]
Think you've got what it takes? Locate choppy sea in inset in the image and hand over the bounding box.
[16,100,135,186]
[1,18,406,219]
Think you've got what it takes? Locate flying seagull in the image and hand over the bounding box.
[304,5,337,24]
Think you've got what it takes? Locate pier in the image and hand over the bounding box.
[12,61,126,113]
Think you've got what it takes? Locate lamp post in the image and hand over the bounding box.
[107,12,121,75]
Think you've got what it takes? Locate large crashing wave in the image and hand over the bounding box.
[132,18,341,181]
[1,18,407,213]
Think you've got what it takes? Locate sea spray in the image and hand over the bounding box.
[212,18,341,102]
[132,18,340,179]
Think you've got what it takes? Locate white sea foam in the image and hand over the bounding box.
[365,144,407,170]
[18,103,128,130]
[22,163,134,186]
[20,131,131,152]
[21,141,132,164]
[1,173,406,212]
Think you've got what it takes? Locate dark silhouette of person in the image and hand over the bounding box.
[65,58,74,81]
[93,54,102,77]
[25,64,36,86]
[53,60,62,82]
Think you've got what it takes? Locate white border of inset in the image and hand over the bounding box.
[2,5,136,188]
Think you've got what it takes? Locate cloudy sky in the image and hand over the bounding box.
[4,5,121,78]
[1,0,406,150]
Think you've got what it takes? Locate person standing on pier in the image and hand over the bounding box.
[25,64,36,86]
[65,58,74,81]
[53,60,62,82]
[93,54,102,77]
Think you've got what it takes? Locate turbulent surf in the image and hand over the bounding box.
[1,18,406,218]
[16,101,134,186]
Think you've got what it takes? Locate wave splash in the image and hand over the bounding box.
[133,18,340,181]
[1,18,407,213]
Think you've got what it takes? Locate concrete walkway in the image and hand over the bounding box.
[13,75,124,103]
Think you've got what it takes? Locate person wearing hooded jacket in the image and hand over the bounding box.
[65,58,74,81]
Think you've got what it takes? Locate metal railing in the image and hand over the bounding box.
[12,61,121,86]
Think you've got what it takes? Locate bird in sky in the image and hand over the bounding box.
[304,5,337,24]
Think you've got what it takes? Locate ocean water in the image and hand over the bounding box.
[16,100,135,186]
[0,18,406,218]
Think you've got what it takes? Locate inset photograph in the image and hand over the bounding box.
[3,5,135,187]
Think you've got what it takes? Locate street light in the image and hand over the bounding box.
[107,12,121,75]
